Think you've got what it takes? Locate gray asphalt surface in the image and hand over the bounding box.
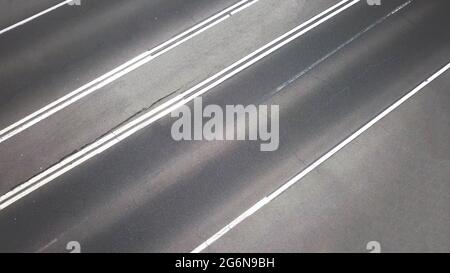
[0,0,448,253]
[0,0,61,30]
[0,0,339,195]
[0,0,239,129]
[207,70,450,253]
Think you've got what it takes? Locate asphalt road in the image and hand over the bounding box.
[0,0,61,31]
[0,0,448,253]
[0,0,239,129]
[0,0,339,195]
[207,70,450,253]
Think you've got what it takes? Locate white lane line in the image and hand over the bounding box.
[192,61,450,253]
[0,0,258,144]
[0,0,73,36]
[230,0,259,15]
[0,0,356,210]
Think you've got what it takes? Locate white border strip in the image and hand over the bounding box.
[0,0,73,36]
[0,0,356,210]
[0,0,257,144]
[191,61,450,253]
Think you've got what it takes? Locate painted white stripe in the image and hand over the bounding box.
[230,0,259,15]
[0,0,73,36]
[191,61,450,253]
[0,0,356,210]
[0,0,257,144]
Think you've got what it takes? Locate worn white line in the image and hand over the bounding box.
[0,0,257,144]
[0,0,355,210]
[191,61,450,253]
[0,0,73,36]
